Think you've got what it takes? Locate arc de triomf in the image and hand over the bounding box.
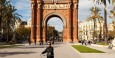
[30,0,79,43]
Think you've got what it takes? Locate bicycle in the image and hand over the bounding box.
[40,54,46,58]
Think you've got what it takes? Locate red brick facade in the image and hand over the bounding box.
[30,0,79,43]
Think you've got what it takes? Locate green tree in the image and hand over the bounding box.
[0,0,21,42]
[0,0,9,32]
[16,25,31,43]
[93,0,114,44]
[47,26,59,41]
[108,30,115,38]
[87,6,103,40]
[47,26,55,39]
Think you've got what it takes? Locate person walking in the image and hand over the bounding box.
[42,42,54,58]
[108,42,113,49]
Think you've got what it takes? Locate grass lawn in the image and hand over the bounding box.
[0,42,11,45]
[72,45,105,53]
[0,45,22,49]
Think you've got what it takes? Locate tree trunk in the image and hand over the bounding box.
[99,21,102,41]
[6,24,9,42]
[0,16,1,31]
[93,19,96,41]
[6,20,10,42]
[12,31,16,43]
[104,0,108,44]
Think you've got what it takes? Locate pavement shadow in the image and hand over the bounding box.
[15,46,46,49]
[0,51,36,57]
[53,42,64,45]
[13,42,64,49]
[12,45,61,49]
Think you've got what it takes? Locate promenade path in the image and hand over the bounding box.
[0,42,115,58]
[0,42,81,58]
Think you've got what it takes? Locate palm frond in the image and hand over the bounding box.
[112,0,115,5]
[86,16,93,21]
[0,0,22,32]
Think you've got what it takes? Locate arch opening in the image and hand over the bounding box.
[46,16,63,42]
[43,13,66,42]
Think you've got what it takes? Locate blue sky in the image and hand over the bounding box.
[10,0,114,32]
[10,0,31,21]
[47,17,63,32]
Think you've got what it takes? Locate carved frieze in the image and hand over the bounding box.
[43,4,68,9]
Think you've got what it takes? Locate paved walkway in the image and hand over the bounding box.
[0,42,115,58]
[0,42,81,58]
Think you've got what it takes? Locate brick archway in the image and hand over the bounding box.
[30,0,79,43]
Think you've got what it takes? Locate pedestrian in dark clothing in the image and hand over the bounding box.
[42,42,54,58]
[88,40,91,45]
[108,41,113,49]
[39,39,43,45]
[81,40,84,45]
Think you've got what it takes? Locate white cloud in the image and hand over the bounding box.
[15,0,31,10]
[79,0,94,9]
[11,0,31,20]
[78,0,113,23]
[78,0,94,20]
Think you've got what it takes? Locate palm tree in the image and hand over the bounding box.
[87,6,103,41]
[97,16,104,41]
[5,4,21,42]
[0,0,22,42]
[110,7,115,38]
[0,0,9,33]
[93,0,113,43]
[103,0,108,44]
[110,7,115,19]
